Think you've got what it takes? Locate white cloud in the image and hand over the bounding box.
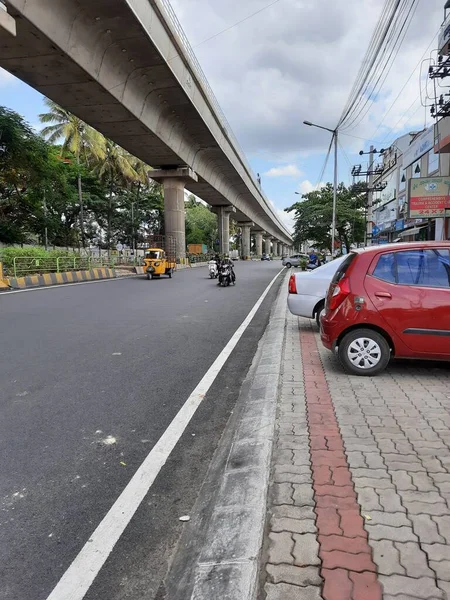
[296,180,325,195]
[170,0,443,160]
[269,199,294,233]
[264,164,302,178]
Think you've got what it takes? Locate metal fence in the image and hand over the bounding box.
[11,256,114,278]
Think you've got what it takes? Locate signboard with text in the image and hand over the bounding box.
[408,176,450,218]
[403,125,436,169]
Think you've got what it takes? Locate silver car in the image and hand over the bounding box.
[287,256,346,325]
[282,254,310,268]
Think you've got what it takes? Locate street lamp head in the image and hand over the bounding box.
[359,150,364,156]
[303,121,313,126]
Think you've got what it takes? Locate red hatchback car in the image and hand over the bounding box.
[321,242,450,376]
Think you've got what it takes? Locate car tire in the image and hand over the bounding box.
[338,329,390,376]
[168,269,173,278]
[315,303,324,328]
[285,262,292,269]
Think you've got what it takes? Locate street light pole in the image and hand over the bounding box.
[303,120,338,256]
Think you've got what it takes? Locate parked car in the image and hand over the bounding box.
[288,256,346,326]
[282,254,310,268]
[261,254,272,261]
[321,242,450,376]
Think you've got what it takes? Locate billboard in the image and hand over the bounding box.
[408,176,450,218]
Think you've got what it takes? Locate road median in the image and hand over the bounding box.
[6,267,116,290]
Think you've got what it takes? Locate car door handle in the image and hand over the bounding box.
[374,291,392,299]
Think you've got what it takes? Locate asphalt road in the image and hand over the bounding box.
[0,260,283,600]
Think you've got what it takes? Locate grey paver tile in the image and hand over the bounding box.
[395,541,435,578]
[272,505,315,520]
[266,564,322,586]
[391,471,416,491]
[265,582,323,600]
[368,524,417,542]
[403,501,449,516]
[292,533,321,567]
[364,511,411,528]
[378,488,406,513]
[410,514,445,544]
[292,483,315,507]
[268,532,294,564]
[379,574,444,599]
[371,539,405,575]
[272,483,294,505]
[271,517,316,535]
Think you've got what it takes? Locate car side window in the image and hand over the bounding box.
[396,251,423,285]
[420,249,450,288]
[373,253,396,283]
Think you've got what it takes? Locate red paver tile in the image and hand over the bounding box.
[299,324,382,596]
[349,571,383,600]
[316,495,356,509]
[314,485,356,499]
[318,534,371,554]
[338,509,367,539]
[320,549,376,572]
[315,507,343,536]
[332,467,353,487]
[322,568,353,600]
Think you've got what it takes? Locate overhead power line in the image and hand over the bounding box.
[337,0,420,132]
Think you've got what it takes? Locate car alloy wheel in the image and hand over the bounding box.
[338,328,390,376]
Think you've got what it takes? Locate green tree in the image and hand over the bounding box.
[185,199,218,250]
[93,139,138,255]
[286,182,366,252]
[0,107,52,244]
[39,99,106,247]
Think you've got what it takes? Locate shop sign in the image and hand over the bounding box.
[395,219,405,231]
[408,176,450,218]
[403,125,435,169]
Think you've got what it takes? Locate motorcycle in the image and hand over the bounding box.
[208,260,218,279]
[218,264,235,286]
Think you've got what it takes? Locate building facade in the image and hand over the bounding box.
[371,119,450,244]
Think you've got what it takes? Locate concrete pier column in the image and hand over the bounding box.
[240,222,253,259]
[255,232,263,257]
[150,167,198,260]
[213,205,236,255]
[277,242,282,257]
[264,237,271,256]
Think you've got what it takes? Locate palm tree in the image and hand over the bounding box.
[39,99,105,248]
[93,139,138,256]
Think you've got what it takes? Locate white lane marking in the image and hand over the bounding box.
[45,268,284,600]
[0,276,135,295]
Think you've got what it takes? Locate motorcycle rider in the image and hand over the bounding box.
[220,255,236,283]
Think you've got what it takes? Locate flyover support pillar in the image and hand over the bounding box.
[255,232,263,257]
[150,168,198,260]
[212,206,236,255]
[264,237,272,256]
[240,222,253,260]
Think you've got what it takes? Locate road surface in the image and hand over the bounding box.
[0,260,283,600]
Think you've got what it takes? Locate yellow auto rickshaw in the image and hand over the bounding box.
[143,248,176,280]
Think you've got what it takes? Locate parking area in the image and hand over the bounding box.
[263,313,450,600]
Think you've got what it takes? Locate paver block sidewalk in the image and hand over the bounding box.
[262,310,450,600]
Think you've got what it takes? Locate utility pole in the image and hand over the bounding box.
[43,188,48,251]
[331,131,338,256]
[366,145,374,246]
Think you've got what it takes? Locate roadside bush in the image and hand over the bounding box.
[0,247,76,275]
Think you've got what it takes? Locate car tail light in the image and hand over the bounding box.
[288,274,297,294]
[328,278,350,310]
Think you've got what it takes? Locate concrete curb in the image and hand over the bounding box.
[166,272,289,599]
[7,268,116,289]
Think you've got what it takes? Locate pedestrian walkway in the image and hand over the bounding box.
[262,310,450,600]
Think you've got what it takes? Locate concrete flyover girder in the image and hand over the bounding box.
[0,0,292,245]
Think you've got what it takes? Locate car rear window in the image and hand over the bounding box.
[331,253,357,284]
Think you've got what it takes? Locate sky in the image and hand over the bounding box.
[0,0,446,232]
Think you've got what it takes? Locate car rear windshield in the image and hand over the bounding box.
[331,253,357,284]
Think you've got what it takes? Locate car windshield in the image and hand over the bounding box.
[146,251,160,259]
